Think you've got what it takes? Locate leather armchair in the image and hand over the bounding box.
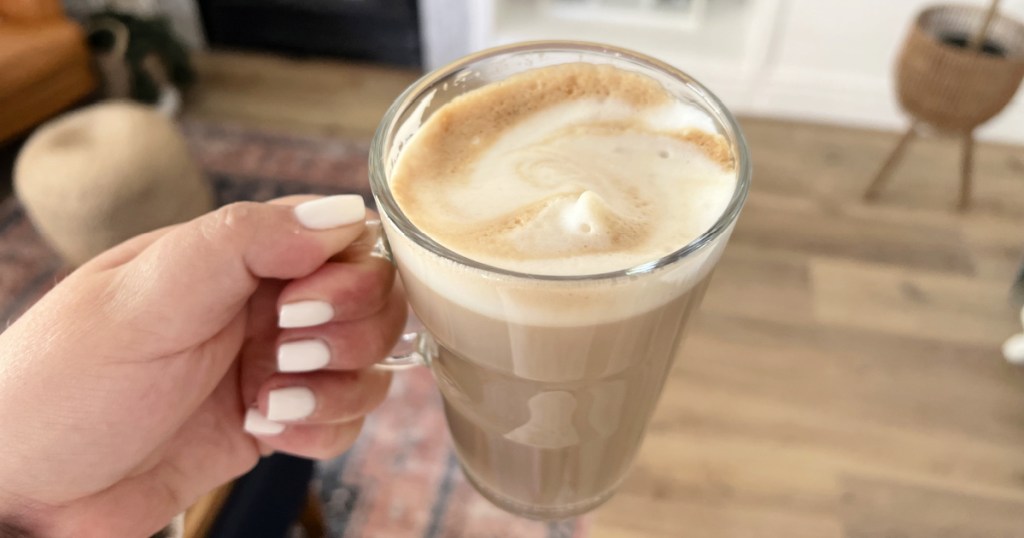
[0,0,97,142]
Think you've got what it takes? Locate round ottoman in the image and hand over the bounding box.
[15,101,213,266]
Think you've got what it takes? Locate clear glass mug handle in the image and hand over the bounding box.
[368,219,432,370]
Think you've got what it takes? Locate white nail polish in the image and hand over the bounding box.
[294,195,366,230]
[266,387,317,421]
[279,300,334,328]
[278,339,331,372]
[243,409,285,436]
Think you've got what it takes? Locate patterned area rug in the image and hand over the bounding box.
[0,120,588,538]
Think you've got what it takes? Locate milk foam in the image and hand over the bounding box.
[391,63,736,276]
[385,63,738,325]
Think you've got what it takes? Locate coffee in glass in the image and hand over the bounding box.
[370,41,750,520]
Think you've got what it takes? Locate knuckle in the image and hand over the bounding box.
[327,265,394,320]
[201,202,262,241]
[347,267,389,303]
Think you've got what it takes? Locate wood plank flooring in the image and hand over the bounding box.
[187,50,1024,538]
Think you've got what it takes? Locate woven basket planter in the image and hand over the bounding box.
[866,3,1024,210]
[897,4,1024,131]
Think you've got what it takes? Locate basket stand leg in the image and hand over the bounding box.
[958,130,974,212]
[864,122,918,201]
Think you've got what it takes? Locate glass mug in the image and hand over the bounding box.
[369,41,751,520]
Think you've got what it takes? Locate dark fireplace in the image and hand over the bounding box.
[196,0,421,67]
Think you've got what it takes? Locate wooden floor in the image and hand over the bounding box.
[188,51,1024,538]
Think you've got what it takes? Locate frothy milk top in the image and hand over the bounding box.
[391,63,736,276]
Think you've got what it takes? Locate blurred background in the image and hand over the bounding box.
[55,0,1024,142]
[2,1,1024,537]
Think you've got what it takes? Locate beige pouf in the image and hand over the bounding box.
[15,101,213,266]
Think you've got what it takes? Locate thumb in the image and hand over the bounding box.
[109,195,368,339]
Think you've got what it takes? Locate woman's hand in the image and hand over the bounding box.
[0,195,405,537]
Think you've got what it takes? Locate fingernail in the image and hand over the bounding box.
[266,387,317,421]
[278,339,331,372]
[294,195,366,230]
[279,300,334,328]
[243,409,285,436]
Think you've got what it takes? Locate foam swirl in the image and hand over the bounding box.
[391,63,736,276]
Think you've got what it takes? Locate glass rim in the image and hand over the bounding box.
[369,40,751,283]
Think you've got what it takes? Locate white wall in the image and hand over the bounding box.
[751,0,1024,143]
[422,0,1024,144]
[419,0,475,71]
